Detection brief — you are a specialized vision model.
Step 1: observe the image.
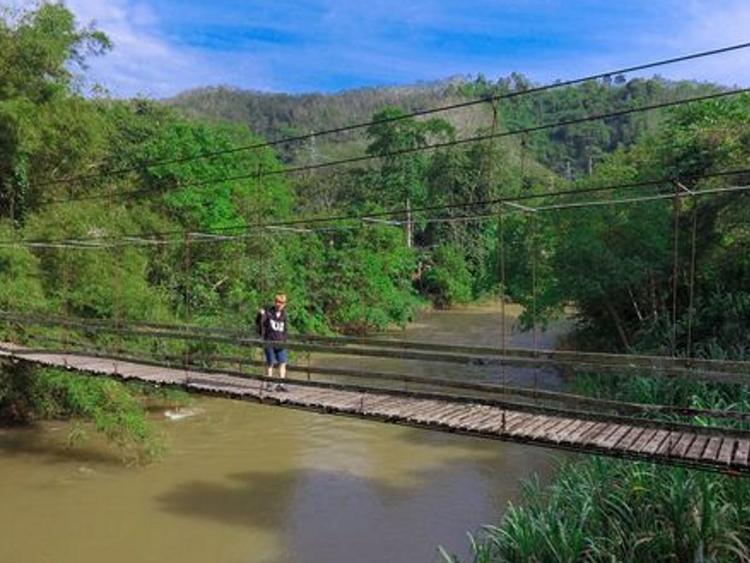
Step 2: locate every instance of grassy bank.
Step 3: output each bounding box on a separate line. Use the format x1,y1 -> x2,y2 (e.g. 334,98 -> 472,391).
442,374 -> 750,562
447,458 -> 750,562
0,361 -> 190,464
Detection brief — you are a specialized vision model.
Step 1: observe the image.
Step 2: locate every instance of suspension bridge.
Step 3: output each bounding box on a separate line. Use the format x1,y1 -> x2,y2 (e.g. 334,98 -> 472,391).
2,313 -> 750,475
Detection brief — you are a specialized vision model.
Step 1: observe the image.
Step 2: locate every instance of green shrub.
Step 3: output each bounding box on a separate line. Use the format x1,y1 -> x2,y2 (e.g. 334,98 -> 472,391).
423,244 -> 473,308
0,362 -> 176,463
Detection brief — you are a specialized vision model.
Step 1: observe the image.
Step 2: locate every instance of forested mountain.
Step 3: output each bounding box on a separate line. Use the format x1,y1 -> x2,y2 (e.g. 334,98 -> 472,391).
168,74 -> 722,176
169,78 -> 469,142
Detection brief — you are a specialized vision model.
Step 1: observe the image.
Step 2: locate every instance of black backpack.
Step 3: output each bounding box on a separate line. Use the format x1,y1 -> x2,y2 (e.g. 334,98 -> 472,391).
255,309 -> 267,338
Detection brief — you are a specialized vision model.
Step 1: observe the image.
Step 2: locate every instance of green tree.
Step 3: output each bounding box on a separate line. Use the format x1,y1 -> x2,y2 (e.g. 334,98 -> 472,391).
365,107 -> 454,244
0,3 -> 111,220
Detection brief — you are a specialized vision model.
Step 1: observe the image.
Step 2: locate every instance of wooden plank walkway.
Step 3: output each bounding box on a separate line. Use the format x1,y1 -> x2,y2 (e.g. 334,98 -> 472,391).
3,345 -> 750,475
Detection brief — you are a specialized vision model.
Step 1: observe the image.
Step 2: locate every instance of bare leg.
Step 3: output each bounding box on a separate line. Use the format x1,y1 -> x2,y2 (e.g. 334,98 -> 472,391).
279,363 -> 286,379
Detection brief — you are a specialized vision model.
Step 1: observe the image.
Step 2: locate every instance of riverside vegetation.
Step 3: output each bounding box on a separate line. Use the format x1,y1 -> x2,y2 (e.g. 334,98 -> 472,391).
2,4 -> 750,558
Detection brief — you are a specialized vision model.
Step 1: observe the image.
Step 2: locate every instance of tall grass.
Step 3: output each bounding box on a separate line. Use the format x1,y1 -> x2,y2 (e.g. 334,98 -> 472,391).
442,373 -> 750,562
443,458 -> 750,562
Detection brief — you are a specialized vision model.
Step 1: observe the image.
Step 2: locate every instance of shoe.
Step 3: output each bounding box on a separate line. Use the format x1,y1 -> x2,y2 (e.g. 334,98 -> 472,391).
275,383 -> 288,392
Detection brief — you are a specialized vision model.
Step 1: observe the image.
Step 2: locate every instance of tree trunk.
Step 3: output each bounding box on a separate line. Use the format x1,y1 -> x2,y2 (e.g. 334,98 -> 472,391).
604,300 -> 631,350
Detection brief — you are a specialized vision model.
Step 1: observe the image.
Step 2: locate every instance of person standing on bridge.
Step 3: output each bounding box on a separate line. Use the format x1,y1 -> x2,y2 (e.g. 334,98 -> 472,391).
257,293 -> 289,391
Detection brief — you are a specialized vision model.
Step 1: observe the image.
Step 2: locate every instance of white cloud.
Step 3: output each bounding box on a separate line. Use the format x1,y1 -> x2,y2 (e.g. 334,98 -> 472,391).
20,0 -> 748,98
640,0 -> 750,86
66,0 -> 272,97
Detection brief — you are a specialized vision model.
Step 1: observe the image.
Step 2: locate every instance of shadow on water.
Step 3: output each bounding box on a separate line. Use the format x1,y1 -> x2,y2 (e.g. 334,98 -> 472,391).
154,469 -> 304,530
152,467 -> 462,562
153,416 -> 557,563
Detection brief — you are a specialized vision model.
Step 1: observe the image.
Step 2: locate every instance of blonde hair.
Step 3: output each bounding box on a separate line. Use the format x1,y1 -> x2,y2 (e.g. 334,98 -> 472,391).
274,293 -> 287,304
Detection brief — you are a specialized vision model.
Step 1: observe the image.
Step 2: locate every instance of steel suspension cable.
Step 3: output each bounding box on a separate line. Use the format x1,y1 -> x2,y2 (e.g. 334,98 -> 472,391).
687,194 -> 699,360
9,165 -> 750,247
33,88 -> 750,210
30,41 -> 750,191
183,232 -> 192,376
110,180 -> 123,359
63,246 -> 70,352
531,212 -> 540,395
671,183 -> 681,356
499,209 -> 507,390
3,182 -> 750,253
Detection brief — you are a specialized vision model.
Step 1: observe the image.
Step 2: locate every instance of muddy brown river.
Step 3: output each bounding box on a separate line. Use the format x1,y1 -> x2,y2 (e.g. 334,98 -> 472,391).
0,304 -> 562,562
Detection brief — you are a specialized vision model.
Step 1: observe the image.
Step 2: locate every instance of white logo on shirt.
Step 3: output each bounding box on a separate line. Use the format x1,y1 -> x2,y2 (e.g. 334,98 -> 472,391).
269,319 -> 285,332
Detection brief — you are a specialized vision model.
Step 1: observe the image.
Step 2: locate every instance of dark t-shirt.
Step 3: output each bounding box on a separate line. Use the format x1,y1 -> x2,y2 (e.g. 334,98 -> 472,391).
256,305 -> 288,342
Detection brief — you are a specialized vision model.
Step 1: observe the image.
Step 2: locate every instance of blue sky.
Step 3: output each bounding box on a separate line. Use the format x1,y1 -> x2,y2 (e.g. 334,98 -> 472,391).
48,0 -> 750,97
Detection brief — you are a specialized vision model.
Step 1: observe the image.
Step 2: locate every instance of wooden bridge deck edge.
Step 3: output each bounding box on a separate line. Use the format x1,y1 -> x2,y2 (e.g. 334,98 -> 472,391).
3,347 -> 750,477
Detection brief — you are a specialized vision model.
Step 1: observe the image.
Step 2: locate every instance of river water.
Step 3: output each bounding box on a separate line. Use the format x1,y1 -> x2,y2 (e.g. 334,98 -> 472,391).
0,304 -> 562,563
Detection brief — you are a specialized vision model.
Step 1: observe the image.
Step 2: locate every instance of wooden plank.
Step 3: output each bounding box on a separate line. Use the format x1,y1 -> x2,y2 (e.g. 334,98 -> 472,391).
323,395 -> 365,413
718,439 -> 736,465
595,425 -> 631,449
311,389 -> 351,405
559,420 -> 597,444
458,407 -> 499,431
109,362 -> 135,375
465,410 -> 507,433
541,417 -> 577,442
312,390 -> 359,410
429,405 -> 470,425
502,414 -> 538,436
410,402 -> 457,422
733,440 -> 750,467
548,418 -> 585,443
371,397 -> 423,417
528,417 -> 567,440
75,359 -> 107,371
671,433 -> 697,458
389,397 -> 428,413
685,435 -> 709,460
617,427 -> 647,451
281,387 -> 323,403
284,388 -> 320,403
583,422 -> 616,447
630,428 -> 658,453
390,401 -> 440,421
509,415 -> 550,438
701,437 -> 723,462
576,422 -> 612,446
519,415 -> 563,439
370,397 -> 421,417
485,411 -> 526,434
656,431 -> 682,456
360,396 -> 397,414
321,397 -> 359,410
442,406 -> 484,428
75,359 -> 116,373
407,401 -> 450,422
447,406 -> 486,430
421,404 -> 469,425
